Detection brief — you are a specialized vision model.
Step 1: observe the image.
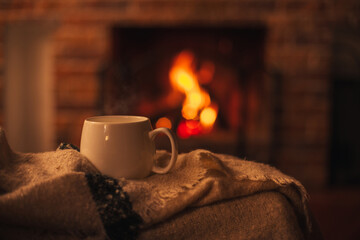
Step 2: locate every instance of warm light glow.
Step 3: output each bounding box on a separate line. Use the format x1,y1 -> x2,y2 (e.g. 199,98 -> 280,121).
185,120 -> 201,135
169,50 -> 218,136
177,121 -> 191,139
155,117 -> 172,129
182,104 -> 198,120
170,68 -> 196,93
200,90 -> 211,108
200,106 -> 218,128
176,120 -> 202,139
187,91 -> 202,108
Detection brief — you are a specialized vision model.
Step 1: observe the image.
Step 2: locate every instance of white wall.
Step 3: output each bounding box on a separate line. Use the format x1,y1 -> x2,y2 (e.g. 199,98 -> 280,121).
4,22 -> 56,152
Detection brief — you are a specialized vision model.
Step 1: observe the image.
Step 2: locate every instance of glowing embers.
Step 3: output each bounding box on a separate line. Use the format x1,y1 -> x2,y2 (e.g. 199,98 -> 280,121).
168,50 -> 218,138
155,117 -> 172,129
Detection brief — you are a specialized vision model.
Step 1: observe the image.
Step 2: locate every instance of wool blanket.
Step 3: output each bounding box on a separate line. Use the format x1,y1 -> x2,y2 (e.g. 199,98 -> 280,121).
0,127 -> 317,239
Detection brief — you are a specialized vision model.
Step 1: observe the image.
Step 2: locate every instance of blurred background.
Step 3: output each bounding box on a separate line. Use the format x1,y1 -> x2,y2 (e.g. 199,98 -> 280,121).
0,0 -> 359,239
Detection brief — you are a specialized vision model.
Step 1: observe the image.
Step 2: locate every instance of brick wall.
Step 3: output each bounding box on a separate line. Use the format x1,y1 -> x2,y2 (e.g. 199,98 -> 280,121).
265,7 -> 334,188
54,23 -> 108,144
0,0 -> 359,188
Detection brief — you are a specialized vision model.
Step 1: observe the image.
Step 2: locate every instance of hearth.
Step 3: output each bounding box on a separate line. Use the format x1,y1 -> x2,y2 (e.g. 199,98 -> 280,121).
100,26 -> 269,158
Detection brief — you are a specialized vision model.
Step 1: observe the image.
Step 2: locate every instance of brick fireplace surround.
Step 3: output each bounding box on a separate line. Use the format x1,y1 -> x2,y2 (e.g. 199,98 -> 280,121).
0,0 -> 358,190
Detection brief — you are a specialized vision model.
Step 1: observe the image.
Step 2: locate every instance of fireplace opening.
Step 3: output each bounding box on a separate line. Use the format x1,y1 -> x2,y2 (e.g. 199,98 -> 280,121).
102,26 -> 267,157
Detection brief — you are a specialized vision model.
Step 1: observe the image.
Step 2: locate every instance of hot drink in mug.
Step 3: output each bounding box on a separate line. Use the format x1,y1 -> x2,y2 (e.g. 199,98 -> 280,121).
80,115 -> 178,179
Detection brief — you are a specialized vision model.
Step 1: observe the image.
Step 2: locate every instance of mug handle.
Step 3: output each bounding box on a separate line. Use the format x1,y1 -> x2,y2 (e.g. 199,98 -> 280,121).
149,127 -> 178,174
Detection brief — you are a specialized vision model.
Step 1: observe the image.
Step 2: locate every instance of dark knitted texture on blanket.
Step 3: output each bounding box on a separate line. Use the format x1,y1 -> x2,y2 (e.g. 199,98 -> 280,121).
85,174 -> 143,240
59,143 -> 143,240
57,142 -> 80,152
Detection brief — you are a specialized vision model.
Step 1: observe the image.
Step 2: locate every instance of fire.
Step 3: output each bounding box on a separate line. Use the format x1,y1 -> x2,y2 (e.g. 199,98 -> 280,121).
155,117 -> 172,129
169,50 -> 218,138
170,69 -> 196,93
200,105 -> 218,130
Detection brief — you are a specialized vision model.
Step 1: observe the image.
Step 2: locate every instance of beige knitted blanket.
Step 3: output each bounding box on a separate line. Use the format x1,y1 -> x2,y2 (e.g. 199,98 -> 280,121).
0,127 -> 314,239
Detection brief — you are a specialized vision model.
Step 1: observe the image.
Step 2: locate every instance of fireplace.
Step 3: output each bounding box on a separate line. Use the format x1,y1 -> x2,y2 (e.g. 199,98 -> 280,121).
1,0 -> 357,188
101,26 -> 269,159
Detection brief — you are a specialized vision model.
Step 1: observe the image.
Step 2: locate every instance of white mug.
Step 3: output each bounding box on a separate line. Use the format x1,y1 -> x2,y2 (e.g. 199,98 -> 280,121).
80,115 -> 178,179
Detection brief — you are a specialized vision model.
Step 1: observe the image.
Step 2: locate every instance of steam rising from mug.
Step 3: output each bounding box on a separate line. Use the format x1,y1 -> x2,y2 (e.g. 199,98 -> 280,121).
80,115 -> 178,179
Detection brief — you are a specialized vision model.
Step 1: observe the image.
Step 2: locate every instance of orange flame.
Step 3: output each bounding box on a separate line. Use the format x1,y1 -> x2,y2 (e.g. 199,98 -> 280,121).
155,117 -> 172,129
200,105 -> 218,132
169,50 -> 217,137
